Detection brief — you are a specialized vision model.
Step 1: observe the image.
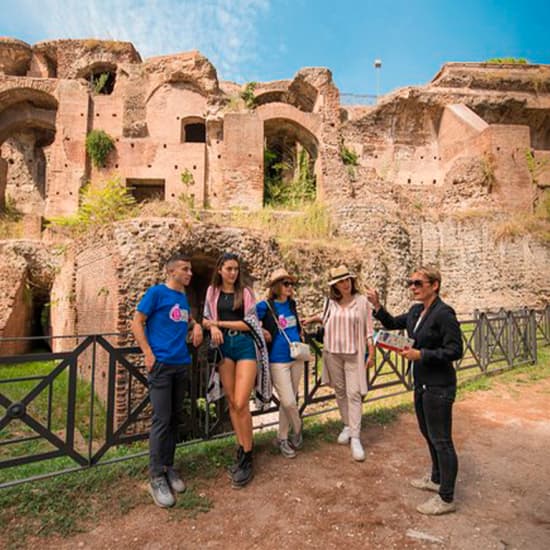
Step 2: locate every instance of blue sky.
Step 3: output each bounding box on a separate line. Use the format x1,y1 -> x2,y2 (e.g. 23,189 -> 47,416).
2,0 -> 548,95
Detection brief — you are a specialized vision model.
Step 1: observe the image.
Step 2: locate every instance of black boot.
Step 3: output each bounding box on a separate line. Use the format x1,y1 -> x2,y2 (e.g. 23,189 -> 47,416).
227,445 -> 244,478
232,450 -> 253,489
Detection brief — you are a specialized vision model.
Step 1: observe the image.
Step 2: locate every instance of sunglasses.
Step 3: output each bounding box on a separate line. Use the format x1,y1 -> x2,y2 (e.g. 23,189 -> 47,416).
406,279 -> 428,288
282,280 -> 294,287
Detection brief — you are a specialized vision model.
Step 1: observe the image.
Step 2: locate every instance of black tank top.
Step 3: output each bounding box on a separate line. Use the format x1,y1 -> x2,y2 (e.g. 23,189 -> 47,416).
217,291 -> 244,321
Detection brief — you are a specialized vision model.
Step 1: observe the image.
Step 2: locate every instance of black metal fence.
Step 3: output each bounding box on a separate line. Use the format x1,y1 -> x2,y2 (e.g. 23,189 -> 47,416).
1,306 -> 548,488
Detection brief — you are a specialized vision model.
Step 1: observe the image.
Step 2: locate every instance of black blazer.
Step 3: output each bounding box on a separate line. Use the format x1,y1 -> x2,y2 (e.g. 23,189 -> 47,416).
374,296 -> 463,386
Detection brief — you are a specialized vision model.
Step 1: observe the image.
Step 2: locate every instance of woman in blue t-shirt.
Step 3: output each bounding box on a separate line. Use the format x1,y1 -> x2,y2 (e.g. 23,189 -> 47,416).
256,268 -> 305,458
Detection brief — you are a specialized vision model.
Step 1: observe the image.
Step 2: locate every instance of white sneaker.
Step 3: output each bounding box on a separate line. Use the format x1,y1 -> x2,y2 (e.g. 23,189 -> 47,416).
350,437 -> 365,461
337,426 -> 351,445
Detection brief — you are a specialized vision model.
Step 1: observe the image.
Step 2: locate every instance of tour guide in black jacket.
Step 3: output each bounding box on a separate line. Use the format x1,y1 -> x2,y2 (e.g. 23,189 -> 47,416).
367,266 -> 463,516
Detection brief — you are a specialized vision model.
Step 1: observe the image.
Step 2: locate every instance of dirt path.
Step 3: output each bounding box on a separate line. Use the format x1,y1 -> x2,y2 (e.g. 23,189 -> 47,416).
34,378 -> 550,549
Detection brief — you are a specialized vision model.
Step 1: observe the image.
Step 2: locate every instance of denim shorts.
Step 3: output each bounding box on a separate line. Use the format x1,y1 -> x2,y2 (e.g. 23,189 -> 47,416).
220,330 -> 256,362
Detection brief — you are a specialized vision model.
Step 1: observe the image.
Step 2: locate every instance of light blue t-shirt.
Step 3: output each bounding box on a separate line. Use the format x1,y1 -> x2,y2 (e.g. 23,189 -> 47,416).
257,299 -> 301,363
137,284 -> 191,365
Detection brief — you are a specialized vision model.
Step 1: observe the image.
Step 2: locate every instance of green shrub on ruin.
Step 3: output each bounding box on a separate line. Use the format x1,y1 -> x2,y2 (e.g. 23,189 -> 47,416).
92,72 -> 110,94
485,57 -> 529,64
85,129 -> 115,168
48,175 -> 136,233
240,82 -> 257,109
264,147 -> 316,207
340,144 -> 359,166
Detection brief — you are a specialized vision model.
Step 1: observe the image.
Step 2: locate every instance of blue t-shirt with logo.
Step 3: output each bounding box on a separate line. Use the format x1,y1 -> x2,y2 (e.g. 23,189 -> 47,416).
137,284 -> 191,365
256,299 -> 301,363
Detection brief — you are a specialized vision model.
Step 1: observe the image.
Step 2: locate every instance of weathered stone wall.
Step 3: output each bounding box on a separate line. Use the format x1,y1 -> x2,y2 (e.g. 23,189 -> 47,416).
0,248 -> 31,355
49,247 -> 77,352
420,218 -> 550,314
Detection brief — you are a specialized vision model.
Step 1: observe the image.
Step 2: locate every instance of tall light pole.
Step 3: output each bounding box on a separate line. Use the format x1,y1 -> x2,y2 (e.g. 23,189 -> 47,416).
374,59 -> 382,103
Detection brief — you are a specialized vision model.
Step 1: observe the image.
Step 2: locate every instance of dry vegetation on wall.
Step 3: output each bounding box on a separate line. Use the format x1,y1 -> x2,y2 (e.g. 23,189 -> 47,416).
228,202 -> 336,243
0,199 -> 24,239
47,176 -> 137,235
43,172 -> 337,246
82,39 -> 132,54
447,205 -> 550,244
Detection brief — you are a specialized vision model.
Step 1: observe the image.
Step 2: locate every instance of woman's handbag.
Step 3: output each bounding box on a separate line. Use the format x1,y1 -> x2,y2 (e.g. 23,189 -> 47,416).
266,301 -> 311,361
288,340 -> 312,361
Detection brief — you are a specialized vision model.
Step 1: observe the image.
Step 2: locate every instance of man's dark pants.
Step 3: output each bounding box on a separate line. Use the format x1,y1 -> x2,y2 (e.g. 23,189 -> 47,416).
148,362 -> 189,477
414,384 -> 458,502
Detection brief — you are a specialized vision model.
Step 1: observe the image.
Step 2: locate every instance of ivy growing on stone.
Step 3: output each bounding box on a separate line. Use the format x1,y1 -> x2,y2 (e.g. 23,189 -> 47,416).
85,130 -> 115,168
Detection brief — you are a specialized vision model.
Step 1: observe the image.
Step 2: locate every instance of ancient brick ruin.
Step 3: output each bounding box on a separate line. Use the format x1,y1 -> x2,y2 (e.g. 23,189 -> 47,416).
1,37 -> 550,361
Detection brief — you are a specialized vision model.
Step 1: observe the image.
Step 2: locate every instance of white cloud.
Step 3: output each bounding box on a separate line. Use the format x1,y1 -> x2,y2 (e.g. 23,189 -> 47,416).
17,0 -> 271,82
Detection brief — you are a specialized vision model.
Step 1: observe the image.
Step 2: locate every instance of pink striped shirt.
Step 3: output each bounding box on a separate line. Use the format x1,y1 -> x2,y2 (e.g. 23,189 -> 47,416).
323,295 -> 374,354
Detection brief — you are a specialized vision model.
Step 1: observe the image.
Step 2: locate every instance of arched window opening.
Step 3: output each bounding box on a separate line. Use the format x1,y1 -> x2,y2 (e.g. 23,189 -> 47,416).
89,70 -> 116,95
263,119 -> 318,207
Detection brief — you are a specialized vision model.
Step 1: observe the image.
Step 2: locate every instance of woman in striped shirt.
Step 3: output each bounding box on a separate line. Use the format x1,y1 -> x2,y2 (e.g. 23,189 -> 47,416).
305,265 -> 374,461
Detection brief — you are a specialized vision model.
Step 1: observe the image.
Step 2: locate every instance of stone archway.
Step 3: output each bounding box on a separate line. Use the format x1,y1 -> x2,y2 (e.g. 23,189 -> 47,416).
0,88 -> 58,212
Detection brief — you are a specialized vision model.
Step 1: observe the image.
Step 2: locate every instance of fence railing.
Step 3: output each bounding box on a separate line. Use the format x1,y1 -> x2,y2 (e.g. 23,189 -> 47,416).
0,305 -> 547,488
340,93 -> 378,106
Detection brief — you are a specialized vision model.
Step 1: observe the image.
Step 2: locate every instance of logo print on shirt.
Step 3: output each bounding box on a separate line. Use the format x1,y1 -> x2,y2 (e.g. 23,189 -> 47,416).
169,304 -> 188,323
278,314 -> 288,328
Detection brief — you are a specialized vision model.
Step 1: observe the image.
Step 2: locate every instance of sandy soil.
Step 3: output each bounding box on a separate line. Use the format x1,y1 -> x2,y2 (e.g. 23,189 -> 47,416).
26,378 -> 550,549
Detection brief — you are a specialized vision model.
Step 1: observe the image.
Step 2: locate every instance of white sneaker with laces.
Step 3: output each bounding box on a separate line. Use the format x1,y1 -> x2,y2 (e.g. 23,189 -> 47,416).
337,426 -> 351,445
350,437 -> 365,461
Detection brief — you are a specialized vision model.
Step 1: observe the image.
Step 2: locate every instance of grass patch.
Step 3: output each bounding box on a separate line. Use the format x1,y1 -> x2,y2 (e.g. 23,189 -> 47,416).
0,459 -> 148,547
0,359 -> 107,466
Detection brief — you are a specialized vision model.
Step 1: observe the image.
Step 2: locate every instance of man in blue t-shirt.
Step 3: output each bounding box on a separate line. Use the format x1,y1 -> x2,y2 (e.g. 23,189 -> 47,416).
131,254 -> 203,508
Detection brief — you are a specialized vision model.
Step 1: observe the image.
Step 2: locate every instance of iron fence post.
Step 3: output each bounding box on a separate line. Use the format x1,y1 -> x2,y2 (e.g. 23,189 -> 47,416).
506,311 -> 514,367
529,309 -> 537,364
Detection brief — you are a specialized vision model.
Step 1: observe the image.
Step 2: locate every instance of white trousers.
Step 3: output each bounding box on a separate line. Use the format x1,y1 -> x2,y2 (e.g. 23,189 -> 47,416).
324,351 -> 363,438
270,360 -> 303,440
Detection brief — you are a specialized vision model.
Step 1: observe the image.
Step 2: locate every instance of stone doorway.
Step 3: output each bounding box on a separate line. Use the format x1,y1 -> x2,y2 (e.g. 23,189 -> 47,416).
263,118 -> 318,206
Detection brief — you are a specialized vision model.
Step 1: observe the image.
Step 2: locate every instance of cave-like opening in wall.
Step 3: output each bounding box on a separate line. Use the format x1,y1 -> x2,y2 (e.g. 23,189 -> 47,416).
187,253 -> 216,322
126,178 -> 165,202
263,118 -> 318,207
29,287 -> 52,352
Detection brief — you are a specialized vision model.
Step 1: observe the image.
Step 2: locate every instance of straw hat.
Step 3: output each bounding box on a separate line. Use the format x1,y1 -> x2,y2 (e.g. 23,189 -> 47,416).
267,268 -> 297,287
327,264 -> 356,286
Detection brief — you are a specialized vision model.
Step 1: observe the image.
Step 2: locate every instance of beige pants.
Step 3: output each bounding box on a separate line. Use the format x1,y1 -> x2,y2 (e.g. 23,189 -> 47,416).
324,351 -> 362,438
270,361 -> 303,440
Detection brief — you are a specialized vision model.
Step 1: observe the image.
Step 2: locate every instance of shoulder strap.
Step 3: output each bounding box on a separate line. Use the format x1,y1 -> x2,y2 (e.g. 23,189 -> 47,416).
266,300 -> 292,346
322,297 -> 331,323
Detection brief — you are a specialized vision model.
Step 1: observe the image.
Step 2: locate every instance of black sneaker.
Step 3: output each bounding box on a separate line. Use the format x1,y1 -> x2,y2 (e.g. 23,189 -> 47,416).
232,451 -> 253,489
226,445 -> 244,479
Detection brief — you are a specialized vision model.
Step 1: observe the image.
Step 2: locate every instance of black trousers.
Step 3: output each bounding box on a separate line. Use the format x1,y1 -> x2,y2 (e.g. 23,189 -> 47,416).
148,362 -> 189,477
414,384 -> 458,502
